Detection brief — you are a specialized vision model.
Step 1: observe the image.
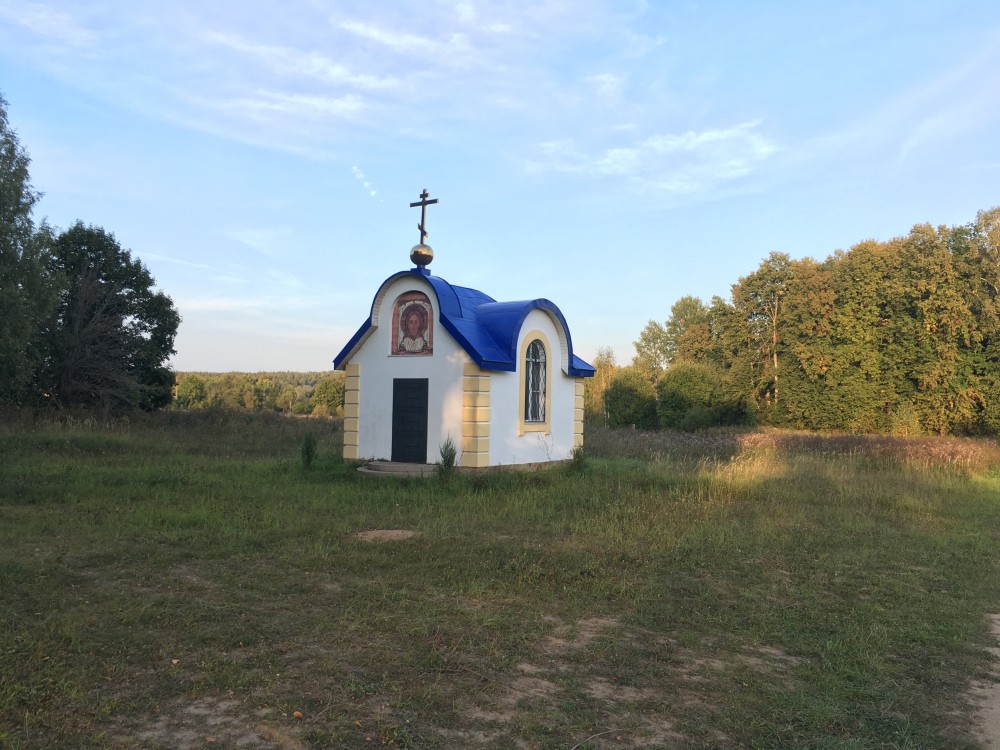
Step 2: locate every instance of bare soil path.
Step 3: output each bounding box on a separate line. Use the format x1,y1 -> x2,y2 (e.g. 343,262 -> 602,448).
973,615 -> 1000,749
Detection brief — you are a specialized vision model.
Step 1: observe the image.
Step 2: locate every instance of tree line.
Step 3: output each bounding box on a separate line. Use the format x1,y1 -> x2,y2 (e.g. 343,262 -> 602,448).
588,207 -> 1000,436
173,371 -> 345,416
1,94 -> 179,412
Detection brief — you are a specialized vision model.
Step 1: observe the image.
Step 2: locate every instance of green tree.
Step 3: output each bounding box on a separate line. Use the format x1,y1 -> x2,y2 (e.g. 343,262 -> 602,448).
0,94 -> 54,404
631,319 -> 669,380
40,223 -> 180,410
891,225 -> 978,434
311,374 -> 345,415
950,208 -> 1000,433
276,384 -> 298,414
583,346 -> 617,425
771,257 -> 838,428
666,296 -> 716,364
728,252 -> 791,416
656,360 -> 722,430
174,374 -> 208,409
604,366 -> 658,430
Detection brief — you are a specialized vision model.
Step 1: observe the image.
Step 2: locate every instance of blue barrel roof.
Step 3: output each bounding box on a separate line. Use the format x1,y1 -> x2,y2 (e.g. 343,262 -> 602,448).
333,269 -> 595,377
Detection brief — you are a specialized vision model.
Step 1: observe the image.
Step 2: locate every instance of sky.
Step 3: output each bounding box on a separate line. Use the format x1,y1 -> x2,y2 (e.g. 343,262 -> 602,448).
1,0 -> 999,372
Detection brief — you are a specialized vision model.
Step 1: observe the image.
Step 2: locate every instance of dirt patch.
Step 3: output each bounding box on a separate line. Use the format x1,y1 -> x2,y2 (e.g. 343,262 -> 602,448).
542,616 -> 619,656
128,697 -> 305,749
972,614 -> 1000,750
354,529 -> 421,542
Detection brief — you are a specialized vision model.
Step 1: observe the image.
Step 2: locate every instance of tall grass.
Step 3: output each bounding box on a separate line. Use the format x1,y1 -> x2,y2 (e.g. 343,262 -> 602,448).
1,414 -> 998,749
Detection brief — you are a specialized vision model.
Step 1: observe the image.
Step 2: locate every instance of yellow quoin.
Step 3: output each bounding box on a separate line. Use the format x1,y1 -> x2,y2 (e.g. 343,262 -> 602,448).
574,378 -> 584,448
461,362 -> 491,467
342,363 -> 361,460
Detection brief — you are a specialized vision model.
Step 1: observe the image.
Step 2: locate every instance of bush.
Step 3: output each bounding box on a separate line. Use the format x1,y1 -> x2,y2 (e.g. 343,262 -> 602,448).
300,432 -> 317,469
437,436 -> 457,480
604,367 -> 658,430
566,445 -> 587,474
656,361 -> 721,430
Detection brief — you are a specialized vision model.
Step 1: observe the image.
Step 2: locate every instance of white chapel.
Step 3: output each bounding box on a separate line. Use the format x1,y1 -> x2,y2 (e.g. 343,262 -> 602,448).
333,191 -> 595,468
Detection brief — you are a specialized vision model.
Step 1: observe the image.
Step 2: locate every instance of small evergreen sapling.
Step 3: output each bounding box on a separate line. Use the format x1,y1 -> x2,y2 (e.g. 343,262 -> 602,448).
301,432 -> 317,469
438,436 -> 457,480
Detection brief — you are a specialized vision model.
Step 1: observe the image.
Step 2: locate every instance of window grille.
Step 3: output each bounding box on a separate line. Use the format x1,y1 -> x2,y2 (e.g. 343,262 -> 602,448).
524,339 -> 546,422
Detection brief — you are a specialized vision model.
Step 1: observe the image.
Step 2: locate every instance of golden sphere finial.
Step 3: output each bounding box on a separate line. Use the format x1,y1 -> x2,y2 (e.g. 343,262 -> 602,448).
410,243 -> 434,267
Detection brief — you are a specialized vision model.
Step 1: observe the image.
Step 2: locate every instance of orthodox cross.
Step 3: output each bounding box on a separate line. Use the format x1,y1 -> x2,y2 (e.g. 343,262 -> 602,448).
409,189 -> 439,245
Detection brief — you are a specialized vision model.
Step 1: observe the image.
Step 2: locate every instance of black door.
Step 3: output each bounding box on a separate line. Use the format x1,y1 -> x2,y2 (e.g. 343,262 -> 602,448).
391,378 -> 428,463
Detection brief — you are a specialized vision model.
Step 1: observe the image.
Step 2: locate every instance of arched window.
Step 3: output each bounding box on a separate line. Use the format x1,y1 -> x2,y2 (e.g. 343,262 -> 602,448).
524,339 -> 546,423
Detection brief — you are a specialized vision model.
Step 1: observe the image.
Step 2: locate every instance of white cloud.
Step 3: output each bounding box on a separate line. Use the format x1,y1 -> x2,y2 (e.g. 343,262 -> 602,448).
586,73 -> 623,98
0,2 -> 96,46
222,228 -> 293,256
202,32 -> 399,90
217,91 -> 366,121
337,19 -> 437,55
797,34 -> 1000,174
335,17 -> 476,63
352,165 -> 379,198
142,252 -> 213,270
455,2 -> 475,24
528,121 -> 779,194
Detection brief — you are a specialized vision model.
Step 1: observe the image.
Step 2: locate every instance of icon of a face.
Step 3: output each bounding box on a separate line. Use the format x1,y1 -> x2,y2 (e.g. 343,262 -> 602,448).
404,309 -> 423,339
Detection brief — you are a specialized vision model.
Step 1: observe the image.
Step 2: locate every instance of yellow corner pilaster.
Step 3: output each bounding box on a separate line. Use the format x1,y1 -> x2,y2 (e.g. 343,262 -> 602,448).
460,451 -> 491,468
342,362 -> 360,462
462,392 -> 491,408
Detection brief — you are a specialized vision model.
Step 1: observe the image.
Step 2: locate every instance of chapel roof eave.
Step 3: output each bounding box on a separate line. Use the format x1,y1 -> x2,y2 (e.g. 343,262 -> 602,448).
333,269 -> 595,377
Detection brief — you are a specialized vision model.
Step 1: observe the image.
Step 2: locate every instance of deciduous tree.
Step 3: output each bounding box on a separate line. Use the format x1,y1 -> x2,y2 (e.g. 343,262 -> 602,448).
40,223 -> 179,410
0,94 -> 54,404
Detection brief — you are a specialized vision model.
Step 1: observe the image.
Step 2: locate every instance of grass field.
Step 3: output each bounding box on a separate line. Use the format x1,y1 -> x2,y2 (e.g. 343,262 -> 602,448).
1,412 -> 999,749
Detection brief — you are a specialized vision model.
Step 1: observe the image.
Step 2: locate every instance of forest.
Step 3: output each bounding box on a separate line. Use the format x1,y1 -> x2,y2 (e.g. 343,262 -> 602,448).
5,88 -> 1000,436
171,371 -> 344,416
588,207 -> 1000,436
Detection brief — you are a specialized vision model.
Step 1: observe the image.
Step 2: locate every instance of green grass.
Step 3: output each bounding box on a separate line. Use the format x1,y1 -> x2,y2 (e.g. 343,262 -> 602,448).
1,413 -> 999,748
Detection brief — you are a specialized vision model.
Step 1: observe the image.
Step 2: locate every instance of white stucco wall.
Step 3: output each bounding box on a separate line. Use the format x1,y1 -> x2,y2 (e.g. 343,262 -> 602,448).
351,276 -> 469,462
488,308 -> 577,465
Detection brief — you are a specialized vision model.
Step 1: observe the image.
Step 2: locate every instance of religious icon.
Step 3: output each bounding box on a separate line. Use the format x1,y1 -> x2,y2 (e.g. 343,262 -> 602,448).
391,291 -> 433,355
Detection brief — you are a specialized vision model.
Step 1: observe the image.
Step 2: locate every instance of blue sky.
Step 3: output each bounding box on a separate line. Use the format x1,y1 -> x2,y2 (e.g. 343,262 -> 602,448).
2,1 -> 999,372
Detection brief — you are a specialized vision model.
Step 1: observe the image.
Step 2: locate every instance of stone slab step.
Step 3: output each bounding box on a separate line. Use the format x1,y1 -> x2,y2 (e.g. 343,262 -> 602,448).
358,461 -> 437,478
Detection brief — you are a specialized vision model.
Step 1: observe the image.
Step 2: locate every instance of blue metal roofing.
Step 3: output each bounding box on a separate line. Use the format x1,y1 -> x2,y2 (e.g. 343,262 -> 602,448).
333,268 -> 595,377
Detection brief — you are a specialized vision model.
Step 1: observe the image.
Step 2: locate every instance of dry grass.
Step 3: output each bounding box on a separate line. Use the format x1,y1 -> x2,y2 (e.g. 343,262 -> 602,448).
2,413 -> 999,749
586,425 -> 1000,472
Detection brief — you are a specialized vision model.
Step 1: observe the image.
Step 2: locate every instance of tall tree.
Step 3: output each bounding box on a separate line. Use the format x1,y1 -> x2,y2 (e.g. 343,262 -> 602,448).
583,346 -> 617,425
0,94 -> 54,403
40,223 -> 179,410
311,374 -> 346,415
665,296 -> 715,364
632,296 -> 721,379
631,320 -> 669,380
774,257 -> 837,428
728,252 -> 791,414
952,207 -> 1000,433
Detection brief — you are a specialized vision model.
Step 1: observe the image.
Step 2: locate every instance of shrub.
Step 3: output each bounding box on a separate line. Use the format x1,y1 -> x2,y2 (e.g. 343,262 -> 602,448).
437,436 -> 457,480
604,367 -> 658,430
300,432 -> 317,469
656,361 -> 721,430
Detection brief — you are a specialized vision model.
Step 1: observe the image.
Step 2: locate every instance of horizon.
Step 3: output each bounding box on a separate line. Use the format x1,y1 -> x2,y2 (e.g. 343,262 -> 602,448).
2,1 -> 998,372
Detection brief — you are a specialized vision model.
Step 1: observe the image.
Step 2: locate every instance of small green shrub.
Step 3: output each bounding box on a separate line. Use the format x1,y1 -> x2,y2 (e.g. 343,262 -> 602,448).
604,366 -> 658,430
301,431 -> 317,469
438,435 -> 457,480
678,403 -> 714,432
